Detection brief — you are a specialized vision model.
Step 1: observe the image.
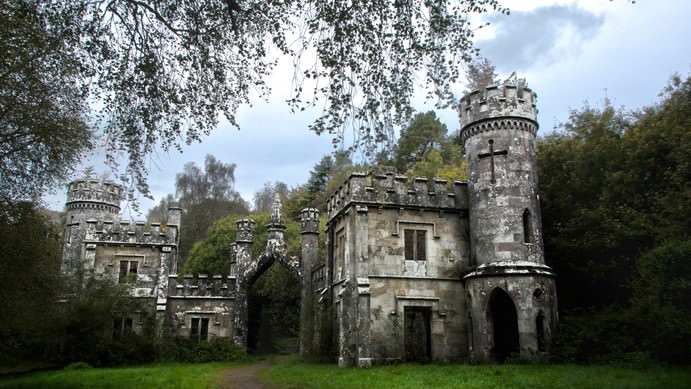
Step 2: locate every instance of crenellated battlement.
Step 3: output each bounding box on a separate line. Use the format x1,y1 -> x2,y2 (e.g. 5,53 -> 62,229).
66,179 -> 124,213
81,218 -> 179,246
235,219 -> 256,243
459,80 -> 538,143
326,172 -> 468,221
301,208 -> 320,234
167,274 -> 236,298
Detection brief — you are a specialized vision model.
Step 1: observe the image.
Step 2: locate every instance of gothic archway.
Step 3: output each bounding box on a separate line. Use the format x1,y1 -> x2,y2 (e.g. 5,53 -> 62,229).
246,259 -> 301,353
231,195 -> 305,353
487,288 -> 519,362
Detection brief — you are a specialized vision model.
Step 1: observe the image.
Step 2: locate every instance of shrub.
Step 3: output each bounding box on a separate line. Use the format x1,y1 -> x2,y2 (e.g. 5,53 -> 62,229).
157,337 -> 246,363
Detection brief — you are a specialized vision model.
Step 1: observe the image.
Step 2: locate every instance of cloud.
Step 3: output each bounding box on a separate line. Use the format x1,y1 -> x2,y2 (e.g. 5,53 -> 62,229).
477,4 -> 604,72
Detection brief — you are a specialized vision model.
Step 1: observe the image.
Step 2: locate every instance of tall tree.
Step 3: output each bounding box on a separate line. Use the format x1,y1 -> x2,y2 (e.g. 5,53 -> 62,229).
3,0 -> 507,200
174,155 -> 249,266
305,156 -> 335,197
539,74 -> 691,364
0,202 -> 63,360
253,182 -> 289,213
465,56 -> 498,90
146,194 -> 177,223
538,102 -> 634,309
392,111 -> 448,174
0,0 -> 92,210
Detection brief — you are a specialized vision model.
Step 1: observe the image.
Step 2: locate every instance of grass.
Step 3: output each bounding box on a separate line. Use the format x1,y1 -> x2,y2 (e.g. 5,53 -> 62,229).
1,356 -> 689,389
0,361 -> 246,389
262,357 -> 691,389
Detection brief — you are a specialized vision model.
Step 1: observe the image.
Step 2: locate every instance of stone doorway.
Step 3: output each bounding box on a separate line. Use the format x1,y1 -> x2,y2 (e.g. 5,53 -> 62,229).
487,288 -> 519,362
404,307 -> 431,362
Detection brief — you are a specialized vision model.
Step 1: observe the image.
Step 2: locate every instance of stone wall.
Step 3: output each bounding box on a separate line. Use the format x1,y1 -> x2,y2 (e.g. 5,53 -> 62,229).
323,173 -> 473,366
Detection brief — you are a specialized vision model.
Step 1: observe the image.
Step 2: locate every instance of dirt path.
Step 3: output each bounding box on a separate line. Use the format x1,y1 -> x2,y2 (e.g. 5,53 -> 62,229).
218,360 -> 270,389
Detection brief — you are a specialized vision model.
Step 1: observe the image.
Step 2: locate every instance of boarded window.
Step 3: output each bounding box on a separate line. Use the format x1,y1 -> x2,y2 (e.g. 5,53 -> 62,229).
118,260 -> 138,283
190,317 -> 210,342
404,229 -> 427,261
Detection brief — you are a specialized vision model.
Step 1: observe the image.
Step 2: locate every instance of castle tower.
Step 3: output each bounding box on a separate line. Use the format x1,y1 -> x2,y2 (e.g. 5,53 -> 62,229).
64,179 -> 123,226
460,80 -> 557,362
62,179 -> 124,276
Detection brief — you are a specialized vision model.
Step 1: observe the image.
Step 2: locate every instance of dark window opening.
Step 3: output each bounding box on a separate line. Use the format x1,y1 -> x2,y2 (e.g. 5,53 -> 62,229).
190,317 -> 210,342
404,229 -> 427,261
112,317 -> 133,339
533,288 -> 544,300
119,260 -> 138,283
522,209 -> 532,243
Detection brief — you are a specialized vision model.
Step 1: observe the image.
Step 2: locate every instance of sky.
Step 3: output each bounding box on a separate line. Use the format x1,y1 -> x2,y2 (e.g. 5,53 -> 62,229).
45,0 -> 691,217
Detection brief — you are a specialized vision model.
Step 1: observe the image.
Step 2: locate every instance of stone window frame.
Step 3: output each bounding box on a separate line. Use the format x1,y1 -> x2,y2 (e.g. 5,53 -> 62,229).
334,227 -> 346,281
117,256 -> 142,283
404,229 -> 427,261
392,221 -> 440,262
112,317 -> 133,339
189,316 -> 210,342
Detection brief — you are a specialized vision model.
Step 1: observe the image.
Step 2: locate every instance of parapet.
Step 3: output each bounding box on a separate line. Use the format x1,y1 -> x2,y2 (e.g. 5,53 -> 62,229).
326,172 -> 468,221
301,208 -> 320,234
66,179 -> 124,213
168,274 -> 236,298
459,80 -> 538,143
83,219 -> 178,246
235,219 -> 256,243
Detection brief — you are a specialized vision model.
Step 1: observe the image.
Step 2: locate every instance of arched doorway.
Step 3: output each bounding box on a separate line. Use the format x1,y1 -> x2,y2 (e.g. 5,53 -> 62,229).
487,288 -> 519,362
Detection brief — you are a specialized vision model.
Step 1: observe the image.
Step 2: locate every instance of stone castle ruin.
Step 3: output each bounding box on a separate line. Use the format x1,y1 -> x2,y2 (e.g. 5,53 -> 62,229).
60,81 -> 558,366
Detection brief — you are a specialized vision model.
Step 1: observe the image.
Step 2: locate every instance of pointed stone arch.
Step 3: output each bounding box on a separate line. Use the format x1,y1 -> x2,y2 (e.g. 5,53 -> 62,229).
486,287 -> 519,362
230,195 -> 320,356
238,245 -> 302,290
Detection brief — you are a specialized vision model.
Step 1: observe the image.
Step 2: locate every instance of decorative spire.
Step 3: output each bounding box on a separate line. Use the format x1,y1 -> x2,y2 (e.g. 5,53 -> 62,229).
268,193 -> 284,228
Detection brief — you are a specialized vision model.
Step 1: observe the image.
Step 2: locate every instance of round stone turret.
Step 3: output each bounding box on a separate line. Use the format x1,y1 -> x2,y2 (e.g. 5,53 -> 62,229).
459,81 -> 538,143
65,179 -> 123,224
461,80 -> 558,362
460,80 -> 543,266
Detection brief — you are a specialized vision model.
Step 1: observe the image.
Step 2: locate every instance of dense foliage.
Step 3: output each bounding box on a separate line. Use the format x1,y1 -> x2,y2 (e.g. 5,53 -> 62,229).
376,111 -> 466,181
0,203 -> 63,362
148,154 -> 249,266
1,0 -> 506,203
0,203 -> 245,367
0,1 -> 91,209
540,74 -> 691,364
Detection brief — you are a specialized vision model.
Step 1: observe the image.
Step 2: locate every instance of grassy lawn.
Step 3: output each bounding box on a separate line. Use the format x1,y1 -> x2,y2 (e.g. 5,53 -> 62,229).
262,357 -> 691,389
2,357 -> 689,389
0,361 -> 243,389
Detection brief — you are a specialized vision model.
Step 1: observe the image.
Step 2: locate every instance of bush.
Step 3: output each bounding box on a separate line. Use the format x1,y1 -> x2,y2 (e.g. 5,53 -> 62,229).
550,306 -> 638,364
157,337 -> 246,363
